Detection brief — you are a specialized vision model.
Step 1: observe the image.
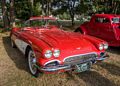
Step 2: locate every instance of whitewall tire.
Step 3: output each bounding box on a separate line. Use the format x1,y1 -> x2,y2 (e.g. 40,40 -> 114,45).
28,49 -> 39,77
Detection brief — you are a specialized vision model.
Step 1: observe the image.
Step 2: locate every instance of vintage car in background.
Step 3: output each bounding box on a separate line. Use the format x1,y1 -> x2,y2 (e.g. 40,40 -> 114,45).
10,16 -> 108,77
75,14 -> 120,47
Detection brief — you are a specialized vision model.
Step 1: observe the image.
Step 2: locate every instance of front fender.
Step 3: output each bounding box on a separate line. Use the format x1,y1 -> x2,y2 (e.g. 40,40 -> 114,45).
82,35 -> 108,50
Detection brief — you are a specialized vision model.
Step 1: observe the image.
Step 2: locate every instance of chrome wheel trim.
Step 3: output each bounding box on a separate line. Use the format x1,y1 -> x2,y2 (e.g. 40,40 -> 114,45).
28,50 -> 37,75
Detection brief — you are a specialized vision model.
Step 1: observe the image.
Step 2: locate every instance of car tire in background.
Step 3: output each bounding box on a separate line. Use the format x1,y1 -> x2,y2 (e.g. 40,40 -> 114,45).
74,28 -> 83,34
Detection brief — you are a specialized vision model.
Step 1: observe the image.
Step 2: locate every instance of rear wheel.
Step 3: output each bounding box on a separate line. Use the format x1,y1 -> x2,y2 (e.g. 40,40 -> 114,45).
28,49 -> 40,77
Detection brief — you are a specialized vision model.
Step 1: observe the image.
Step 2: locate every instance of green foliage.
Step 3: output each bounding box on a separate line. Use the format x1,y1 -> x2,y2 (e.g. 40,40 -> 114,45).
15,0 -> 32,20
32,3 -> 42,16
6,0 -> 120,21
0,19 -> 3,28
14,0 -> 42,20
76,4 -> 88,14
59,12 -> 71,20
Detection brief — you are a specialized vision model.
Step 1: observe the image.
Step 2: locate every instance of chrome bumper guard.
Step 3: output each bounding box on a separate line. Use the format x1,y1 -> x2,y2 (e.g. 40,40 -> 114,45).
97,54 -> 109,61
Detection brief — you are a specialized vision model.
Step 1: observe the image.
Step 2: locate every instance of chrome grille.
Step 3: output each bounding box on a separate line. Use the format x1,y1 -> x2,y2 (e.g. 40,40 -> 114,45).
64,53 -> 97,65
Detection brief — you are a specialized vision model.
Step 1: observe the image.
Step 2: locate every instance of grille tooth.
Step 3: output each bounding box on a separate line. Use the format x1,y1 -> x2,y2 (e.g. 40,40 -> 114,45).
64,53 -> 97,65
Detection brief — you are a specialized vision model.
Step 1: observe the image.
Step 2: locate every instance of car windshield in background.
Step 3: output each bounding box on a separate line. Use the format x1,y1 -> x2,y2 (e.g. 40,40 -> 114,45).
30,19 -> 59,27
112,17 -> 120,23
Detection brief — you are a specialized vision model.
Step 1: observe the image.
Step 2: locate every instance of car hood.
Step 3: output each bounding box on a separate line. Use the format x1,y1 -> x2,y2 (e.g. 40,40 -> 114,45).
33,29 -> 95,51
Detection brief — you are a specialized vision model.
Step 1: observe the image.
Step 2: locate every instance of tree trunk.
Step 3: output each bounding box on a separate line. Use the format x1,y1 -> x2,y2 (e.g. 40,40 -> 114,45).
68,0 -> 75,26
1,0 -> 10,28
41,0 -> 45,15
30,0 -> 34,16
10,0 -> 15,27
71,13 -> 75,26
48,2 -> 51,15
46,2 -> 49,16
114,2 -> 119,14
30,0 -> 34,7
41,0 -> 47,16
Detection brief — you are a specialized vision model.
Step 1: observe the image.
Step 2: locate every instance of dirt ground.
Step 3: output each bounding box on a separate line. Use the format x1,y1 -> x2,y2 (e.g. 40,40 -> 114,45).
0,32 -> 120,86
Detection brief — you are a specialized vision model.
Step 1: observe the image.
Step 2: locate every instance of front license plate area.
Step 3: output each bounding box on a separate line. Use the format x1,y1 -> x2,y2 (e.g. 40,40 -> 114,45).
75,63 -> 91,72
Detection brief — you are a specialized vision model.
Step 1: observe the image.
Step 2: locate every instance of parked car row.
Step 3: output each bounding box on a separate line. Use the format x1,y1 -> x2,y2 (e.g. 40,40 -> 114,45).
10,14 -> 119,77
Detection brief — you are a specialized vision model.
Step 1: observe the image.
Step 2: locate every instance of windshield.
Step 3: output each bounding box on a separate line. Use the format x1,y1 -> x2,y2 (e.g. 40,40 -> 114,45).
112,17 -> 120,23
28,19 -> 59,27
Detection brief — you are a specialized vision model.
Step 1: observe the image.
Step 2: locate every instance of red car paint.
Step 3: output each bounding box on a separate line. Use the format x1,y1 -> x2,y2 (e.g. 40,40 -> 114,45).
10,16 -> 108,74
76,14 -> 120,47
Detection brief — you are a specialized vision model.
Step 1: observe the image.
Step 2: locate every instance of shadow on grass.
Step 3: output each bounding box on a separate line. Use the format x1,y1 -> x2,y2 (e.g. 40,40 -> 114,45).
78,71 -> 117,86
97,62 -> 120,76
2,36 -> 29,73
66,71 -> 117,86
107,47 -> 120,55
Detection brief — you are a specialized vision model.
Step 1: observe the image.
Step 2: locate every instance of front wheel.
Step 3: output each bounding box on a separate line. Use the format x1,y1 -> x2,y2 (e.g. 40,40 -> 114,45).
28,49 -> 40,77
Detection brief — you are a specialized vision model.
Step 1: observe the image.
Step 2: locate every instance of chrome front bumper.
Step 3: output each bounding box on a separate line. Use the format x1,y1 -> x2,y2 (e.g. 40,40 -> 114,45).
40,65 -> 71,72
36,62 -> 91,72
36,53 -> 109,72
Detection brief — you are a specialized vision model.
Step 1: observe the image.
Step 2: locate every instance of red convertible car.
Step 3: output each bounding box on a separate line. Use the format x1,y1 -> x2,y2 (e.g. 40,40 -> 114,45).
10,16 -> 108,77
75,14 -> 120,47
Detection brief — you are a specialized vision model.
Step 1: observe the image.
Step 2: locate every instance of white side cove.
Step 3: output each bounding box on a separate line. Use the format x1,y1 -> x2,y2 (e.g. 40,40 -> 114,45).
15,39 -> 29,54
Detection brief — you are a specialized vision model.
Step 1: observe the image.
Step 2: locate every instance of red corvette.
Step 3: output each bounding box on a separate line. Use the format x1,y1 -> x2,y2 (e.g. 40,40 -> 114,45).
10,16 -> 108,77
75,14 -> 120,47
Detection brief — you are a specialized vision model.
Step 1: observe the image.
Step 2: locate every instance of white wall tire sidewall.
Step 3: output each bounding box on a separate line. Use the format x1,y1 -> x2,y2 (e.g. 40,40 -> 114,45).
28,50 -> 37,75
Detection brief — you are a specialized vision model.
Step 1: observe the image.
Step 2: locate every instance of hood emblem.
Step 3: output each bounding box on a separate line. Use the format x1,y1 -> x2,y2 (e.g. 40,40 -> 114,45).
76,47 -> 81,50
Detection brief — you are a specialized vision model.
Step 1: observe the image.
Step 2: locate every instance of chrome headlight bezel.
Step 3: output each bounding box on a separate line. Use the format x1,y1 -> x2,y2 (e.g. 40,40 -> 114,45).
53,49 -> 60,57
103,43 -> 108,49
44,50 -> 52,58
99,43 -> 104,50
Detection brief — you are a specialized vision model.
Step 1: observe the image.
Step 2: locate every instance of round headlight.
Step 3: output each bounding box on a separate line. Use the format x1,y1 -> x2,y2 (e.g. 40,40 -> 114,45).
53,49 -> 60,57
44,50 -> 52,58
104,43 -> 108,49
99,44 -> 104,50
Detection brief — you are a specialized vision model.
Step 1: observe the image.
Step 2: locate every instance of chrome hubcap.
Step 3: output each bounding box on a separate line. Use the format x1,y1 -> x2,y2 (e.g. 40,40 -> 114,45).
28,50 -> 37,74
